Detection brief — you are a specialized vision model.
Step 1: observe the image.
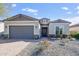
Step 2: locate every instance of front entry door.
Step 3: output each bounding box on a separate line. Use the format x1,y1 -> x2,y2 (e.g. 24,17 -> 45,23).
41,27 -> 48,37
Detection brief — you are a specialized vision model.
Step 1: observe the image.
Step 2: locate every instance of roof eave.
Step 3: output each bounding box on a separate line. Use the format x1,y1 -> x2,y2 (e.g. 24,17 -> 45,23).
50,22 -> 71,24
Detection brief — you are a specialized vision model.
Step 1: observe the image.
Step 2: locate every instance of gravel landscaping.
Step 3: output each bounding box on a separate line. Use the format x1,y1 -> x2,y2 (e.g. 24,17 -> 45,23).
17,39 -> 79,56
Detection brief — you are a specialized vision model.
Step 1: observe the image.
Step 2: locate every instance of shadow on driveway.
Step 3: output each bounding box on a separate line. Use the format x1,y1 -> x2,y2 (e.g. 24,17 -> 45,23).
0,37 -> 58,44
0,39 -> 41,44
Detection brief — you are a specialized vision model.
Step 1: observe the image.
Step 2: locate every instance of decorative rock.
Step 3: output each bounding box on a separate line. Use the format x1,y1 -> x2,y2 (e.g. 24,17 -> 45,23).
70,38 -> 76,41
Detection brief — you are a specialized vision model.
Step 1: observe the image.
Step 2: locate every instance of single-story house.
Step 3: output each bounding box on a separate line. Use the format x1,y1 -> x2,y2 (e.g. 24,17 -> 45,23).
3,14 -> 71,39
70,24 -> 79,33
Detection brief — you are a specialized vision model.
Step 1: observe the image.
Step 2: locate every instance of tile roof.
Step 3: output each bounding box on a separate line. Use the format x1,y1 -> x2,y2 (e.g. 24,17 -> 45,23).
70,24 -> 79,27
51,19 -> 71,23
3,14 -> 39,21
2,14 -> 71,24
40,18 -> 50,20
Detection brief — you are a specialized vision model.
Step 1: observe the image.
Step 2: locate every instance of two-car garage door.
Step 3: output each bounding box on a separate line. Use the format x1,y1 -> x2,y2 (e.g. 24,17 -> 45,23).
9,26 -> 34,39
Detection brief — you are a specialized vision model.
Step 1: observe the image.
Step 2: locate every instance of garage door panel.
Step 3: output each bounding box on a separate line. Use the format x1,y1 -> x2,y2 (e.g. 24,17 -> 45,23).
9,26 -> 34,39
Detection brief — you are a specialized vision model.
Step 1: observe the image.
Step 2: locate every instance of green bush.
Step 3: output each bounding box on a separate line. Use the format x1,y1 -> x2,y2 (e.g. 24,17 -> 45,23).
74,33 -> 79,39
33,35 -> 39,39
70,32 -> 79,39
1,34 -> 8,39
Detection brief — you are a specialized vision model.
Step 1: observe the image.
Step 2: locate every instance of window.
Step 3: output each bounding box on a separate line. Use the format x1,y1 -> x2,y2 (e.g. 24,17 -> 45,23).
60,28 -> 63,35
56,26 -> 63,37
56,26 -> 60,35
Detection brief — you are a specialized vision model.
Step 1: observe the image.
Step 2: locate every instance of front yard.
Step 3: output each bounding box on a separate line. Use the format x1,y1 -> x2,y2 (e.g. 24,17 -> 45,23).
17,39 -> 79,56
0,38 -> 79,56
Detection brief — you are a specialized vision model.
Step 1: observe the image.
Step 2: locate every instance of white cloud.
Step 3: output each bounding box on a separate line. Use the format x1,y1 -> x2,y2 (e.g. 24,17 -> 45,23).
67,11 -> 72,14
64,16 -> 79,25
22,9 -> 25,11
77,11 -> 79,14
76,6 -> 79,10
12,4 -> 16,7
22,8 -> 38,15
33,13 -> 38,15
22,8 -> 38,13
61,7 -> 69,10
26,8 -> 38,13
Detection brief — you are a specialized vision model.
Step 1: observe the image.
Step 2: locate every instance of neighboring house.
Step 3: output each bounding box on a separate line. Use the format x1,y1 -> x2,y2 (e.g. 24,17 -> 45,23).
70,24 -> 79,33
0,21 -> 4,37
0,21 -> 4,32
3,14 -> 71,39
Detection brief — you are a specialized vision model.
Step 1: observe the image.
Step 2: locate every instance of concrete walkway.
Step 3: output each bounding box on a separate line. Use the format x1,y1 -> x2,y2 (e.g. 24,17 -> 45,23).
0,39 -> 30,56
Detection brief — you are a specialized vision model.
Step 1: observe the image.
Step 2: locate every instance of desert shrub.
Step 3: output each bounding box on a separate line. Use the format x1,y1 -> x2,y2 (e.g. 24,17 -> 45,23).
38,40 -> 50,53
62,35 -> 67,38
70,32 -> 76,38
39,40 -> 50,49
59,39 -> 70,46
56,34 -> 60,38
37,40 -> 50,51
32,40 -> 50,56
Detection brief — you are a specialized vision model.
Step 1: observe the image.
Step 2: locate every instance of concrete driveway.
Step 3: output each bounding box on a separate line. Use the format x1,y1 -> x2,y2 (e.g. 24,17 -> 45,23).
0,39 -> 31,56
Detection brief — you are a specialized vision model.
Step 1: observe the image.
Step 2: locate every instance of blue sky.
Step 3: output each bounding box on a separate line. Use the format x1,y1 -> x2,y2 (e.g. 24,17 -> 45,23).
1,3 -> 79,24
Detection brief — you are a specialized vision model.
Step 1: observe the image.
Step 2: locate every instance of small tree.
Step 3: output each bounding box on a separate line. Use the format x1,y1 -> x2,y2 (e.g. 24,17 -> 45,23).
0,4 -> 6,16
0,4 -> 11,17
